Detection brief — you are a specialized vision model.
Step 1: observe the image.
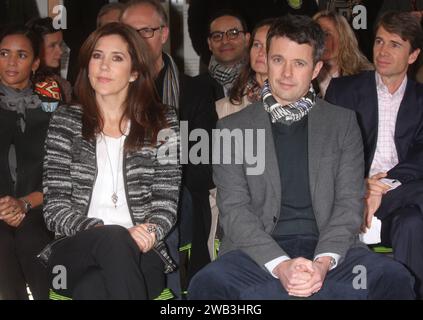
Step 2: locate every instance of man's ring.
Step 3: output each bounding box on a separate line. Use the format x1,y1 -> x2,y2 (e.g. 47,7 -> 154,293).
147,225 -> 156,234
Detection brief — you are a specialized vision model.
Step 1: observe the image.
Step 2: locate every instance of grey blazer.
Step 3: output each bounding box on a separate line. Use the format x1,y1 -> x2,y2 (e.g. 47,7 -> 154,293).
213,99 -> 367,268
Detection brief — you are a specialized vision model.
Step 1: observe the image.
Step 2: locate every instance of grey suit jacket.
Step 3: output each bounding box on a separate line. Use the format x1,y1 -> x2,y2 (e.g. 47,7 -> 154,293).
213,98 -> 366,268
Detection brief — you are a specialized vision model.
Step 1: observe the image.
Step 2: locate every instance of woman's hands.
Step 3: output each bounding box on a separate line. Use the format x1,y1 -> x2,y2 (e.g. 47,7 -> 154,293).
128,223 -> 157,253
0,196 -> 26,227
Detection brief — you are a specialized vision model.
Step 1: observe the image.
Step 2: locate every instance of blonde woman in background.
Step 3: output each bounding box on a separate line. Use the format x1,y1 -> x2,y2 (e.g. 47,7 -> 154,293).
313,11 -> 373,97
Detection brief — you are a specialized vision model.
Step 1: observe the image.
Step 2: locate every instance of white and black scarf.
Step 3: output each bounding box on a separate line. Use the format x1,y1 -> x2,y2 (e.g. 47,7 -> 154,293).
0,83 -> 41,132
162,53 -> 180,111
262,79 -> 316,125
209,56 -> 245,95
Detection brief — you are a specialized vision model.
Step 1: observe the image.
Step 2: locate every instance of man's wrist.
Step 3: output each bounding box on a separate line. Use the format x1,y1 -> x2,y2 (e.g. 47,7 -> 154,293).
19,198 -> 32,213
314,256 -> 335,271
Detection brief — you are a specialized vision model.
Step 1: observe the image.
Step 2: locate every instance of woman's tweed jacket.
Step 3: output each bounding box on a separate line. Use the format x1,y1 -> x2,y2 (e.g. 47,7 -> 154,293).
42,104 -> 181,273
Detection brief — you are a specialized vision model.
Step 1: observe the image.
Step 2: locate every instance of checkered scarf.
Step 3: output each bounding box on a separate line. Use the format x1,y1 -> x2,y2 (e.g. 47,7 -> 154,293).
209,56 -> 245,94
262,79 -> 316,125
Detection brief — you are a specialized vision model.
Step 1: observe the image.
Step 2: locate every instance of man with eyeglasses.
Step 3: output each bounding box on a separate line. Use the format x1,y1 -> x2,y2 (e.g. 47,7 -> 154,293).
197,11 -> 250,100
181,10 -> 251,285
121,0 -> 174,99
121,0 -> 218,299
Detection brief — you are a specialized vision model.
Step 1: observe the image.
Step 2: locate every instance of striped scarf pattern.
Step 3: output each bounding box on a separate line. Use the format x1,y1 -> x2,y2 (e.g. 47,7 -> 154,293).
162,53 -> 180,111
262,79 -> 316,125
208,56 -> 245,93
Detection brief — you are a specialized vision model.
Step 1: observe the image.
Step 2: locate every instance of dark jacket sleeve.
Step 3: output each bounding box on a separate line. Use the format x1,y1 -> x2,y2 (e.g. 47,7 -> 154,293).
387,116 -> 423,183
180,75 -> 218,192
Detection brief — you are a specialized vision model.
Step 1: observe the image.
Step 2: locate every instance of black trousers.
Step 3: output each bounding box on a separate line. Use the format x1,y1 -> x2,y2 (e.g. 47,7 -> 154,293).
188,236 -> 416,300
47,225 -> 165,300
383,206 -> 423,299
378,181 -> 423,299
0,209 -> 53,300
187,190 -> 212,283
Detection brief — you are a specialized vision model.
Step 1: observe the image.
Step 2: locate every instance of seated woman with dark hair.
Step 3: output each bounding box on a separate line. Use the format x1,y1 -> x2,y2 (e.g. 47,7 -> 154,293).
42,22 -> 181,300
0,25 -> 55,300
26,17 -> 72,103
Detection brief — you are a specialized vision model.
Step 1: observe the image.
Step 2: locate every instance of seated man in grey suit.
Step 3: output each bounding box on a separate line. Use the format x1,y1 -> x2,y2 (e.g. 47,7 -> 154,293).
188,14 -> 416,300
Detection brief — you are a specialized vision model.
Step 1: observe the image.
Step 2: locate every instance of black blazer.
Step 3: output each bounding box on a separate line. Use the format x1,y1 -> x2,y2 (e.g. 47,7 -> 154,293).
0,95 -> 55,198
193,72 -> 225,103
326,71 -> 423,219
180,74 -> 218,193
326,71 -> 423,183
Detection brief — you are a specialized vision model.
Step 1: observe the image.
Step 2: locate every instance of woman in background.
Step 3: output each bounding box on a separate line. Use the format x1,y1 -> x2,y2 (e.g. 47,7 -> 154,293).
27,17 -> 72,103
313,11 -> 373,97
0,25 -> 54,300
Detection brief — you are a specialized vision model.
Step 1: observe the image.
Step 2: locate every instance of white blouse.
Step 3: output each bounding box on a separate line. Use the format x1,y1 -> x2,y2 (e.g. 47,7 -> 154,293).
87,134 -> 133,229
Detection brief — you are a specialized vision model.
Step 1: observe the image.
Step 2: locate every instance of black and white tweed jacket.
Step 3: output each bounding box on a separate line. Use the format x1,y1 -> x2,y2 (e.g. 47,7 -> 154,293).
42,104 -> 181,273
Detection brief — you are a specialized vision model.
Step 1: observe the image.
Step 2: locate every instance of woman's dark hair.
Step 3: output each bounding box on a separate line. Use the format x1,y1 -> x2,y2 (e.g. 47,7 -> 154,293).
74,22 -> 167,150
0,24 -> 41,59
26,17 -> 57,38
376,11 -> 423,53
229,18 -> 275,105
26,17 -> 62,83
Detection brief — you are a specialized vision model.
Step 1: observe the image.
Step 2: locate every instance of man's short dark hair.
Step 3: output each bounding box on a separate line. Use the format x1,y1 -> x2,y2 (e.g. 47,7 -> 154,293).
124,0 -> 168,26
207,9 -> 248,34
376,11 -> 423,53
266,14 -> 325,65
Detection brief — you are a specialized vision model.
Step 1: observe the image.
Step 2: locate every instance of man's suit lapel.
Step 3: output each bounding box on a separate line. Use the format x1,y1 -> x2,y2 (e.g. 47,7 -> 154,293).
251,105 -> 281,203
359,72 -> 379,175
308,102 -> 327,203
395,80 -> 417,157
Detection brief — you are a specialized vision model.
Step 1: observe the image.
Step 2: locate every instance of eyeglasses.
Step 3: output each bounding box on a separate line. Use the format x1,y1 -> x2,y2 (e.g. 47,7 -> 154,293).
209,28 -> 246,42
136,26 -> 164,39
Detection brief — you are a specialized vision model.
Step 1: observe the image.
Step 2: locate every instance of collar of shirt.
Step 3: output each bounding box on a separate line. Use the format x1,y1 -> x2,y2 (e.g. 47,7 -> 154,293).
375,72 -> 408,100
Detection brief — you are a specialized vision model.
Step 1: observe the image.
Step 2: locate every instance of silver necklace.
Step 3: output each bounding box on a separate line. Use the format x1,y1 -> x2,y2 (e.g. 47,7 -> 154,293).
102,133 -> 124,208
